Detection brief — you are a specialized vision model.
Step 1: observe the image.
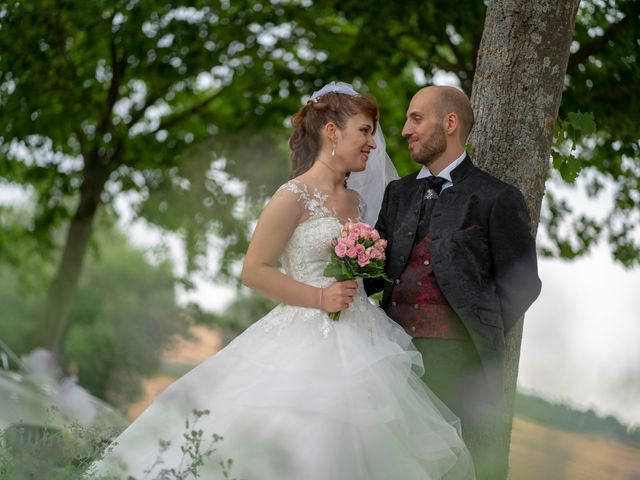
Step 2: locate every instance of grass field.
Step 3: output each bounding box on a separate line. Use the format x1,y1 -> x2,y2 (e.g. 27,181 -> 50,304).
509,417 -> 640,479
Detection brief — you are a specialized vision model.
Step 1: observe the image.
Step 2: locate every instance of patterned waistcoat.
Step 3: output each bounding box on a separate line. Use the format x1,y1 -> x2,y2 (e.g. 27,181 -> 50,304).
386,234 -> 467,339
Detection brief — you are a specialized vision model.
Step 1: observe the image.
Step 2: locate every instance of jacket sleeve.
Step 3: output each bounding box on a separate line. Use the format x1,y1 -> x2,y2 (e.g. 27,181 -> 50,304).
489,186 -> 542,332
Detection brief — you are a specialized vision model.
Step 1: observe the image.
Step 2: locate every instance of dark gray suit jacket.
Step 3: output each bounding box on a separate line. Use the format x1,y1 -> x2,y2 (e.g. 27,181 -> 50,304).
368,156 -> 541,380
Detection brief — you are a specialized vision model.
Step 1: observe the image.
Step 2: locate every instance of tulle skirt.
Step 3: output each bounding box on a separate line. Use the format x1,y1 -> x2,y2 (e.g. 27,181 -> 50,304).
90,297 -> 475,479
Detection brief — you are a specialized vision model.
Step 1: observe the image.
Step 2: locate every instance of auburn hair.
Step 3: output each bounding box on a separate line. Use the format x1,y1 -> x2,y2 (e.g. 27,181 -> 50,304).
288,92 -> 379,178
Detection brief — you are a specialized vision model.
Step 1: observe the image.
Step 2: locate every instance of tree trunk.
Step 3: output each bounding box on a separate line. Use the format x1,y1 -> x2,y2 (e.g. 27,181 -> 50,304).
469,0 -> 580,476
36,160 -> 111,351
34,28 -> 127,352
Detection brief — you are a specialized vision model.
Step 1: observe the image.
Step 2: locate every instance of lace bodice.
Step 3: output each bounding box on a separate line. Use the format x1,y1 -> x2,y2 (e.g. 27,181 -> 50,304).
277,180 -> 362,287
250,180 -> 371,339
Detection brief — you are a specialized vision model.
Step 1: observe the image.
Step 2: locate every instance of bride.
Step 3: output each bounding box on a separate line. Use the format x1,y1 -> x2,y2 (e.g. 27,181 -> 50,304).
89,82 -> 475,479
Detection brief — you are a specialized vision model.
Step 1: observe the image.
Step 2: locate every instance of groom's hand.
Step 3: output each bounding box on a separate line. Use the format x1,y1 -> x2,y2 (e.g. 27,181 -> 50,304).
322,280 -> 358,313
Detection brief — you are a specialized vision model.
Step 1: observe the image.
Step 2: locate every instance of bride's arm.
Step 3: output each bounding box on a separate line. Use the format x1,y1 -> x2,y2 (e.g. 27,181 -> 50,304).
241,189 -> 356,312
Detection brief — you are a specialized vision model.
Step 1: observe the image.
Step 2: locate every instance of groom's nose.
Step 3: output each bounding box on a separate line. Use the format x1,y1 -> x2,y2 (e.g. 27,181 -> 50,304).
401,120 -> 412,138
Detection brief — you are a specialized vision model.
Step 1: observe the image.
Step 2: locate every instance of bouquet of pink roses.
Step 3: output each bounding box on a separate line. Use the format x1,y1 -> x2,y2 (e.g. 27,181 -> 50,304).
323,221 -> 390,320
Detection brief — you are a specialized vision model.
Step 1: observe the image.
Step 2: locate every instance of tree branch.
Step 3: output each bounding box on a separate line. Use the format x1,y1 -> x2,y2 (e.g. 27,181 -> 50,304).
126,91 -> 163,130
584,83 -> 638,101
95,14 -> 127,142
146,90 -> 223,137
87,13 -> 128,170
444,33 -> 472,79
567,14 -> 632,71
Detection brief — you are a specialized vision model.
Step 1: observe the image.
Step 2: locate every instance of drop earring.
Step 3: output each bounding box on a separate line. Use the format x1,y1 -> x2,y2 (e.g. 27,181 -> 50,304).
331,142 -> 336,157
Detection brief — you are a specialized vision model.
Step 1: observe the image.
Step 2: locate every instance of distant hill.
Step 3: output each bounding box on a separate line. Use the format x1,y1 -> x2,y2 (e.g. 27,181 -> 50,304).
514,391 -> 640,448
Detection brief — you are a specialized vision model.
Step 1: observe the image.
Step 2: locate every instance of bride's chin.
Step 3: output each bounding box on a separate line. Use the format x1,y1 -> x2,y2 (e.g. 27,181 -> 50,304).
351,159 -> 367,172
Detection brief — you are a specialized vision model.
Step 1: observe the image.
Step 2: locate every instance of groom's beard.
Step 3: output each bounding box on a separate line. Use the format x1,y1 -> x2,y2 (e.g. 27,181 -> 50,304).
411,125 -> 447,167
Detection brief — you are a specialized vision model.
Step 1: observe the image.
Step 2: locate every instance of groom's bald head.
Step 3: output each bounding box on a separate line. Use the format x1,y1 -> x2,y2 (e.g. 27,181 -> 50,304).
415,86 -> 474,142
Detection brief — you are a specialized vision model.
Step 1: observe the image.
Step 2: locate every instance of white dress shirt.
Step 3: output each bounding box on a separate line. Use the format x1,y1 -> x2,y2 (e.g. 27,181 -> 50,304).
415,151 -> 467,192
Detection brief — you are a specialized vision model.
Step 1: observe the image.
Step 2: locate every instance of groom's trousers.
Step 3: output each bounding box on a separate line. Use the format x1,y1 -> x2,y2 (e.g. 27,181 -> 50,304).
413,337 -> 508,480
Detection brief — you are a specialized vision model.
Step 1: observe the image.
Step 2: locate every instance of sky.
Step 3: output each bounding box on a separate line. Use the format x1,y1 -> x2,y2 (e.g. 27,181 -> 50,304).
520,244 -> 640,426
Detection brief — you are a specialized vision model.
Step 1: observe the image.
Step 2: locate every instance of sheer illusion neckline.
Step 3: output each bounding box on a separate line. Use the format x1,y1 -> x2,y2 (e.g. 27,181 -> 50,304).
288,178 -> 362,226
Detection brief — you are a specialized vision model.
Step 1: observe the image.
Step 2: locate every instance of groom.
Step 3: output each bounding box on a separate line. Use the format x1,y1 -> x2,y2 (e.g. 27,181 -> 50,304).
369,86 -> 541,479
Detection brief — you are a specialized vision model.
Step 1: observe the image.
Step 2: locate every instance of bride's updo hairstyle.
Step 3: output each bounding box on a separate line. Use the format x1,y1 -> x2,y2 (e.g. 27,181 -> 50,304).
288,90 -> 378,178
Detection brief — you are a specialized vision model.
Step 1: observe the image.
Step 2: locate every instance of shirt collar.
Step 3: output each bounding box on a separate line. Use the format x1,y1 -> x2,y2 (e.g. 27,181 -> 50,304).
416,151 -> 467,183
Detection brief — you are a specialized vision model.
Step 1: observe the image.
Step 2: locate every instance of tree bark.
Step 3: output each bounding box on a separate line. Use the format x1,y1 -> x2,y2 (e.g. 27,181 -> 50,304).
469,0 -> 580,476
36,160 -> 111,351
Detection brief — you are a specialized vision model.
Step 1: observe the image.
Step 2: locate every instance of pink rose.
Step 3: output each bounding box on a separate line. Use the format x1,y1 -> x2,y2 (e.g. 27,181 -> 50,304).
357,253 -> 370,267
346,246 -> 359,258
366,246 -> 382,260
374,239 -> 387,250
335,242 -> 348,257
346,232 -> 359,246
354,244 -> 365,255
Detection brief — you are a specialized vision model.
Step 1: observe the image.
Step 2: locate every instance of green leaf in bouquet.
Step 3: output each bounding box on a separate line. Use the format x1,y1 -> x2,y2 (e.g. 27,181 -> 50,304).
341,262 -> 353,277
323,262 -> 343,278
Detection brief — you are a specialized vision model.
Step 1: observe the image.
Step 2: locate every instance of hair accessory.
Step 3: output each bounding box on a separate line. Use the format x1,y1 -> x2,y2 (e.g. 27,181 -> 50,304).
310,81 -> 358,102
305,81 -> 399,225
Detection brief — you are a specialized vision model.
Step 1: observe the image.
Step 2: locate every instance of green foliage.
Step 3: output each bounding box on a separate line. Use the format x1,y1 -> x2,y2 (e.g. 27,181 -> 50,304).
567,112 -> 597,136
0,222 -> 187,407
552,111 -> 597,184
0,419 -> 116,480
65,230 -> 186,406
547,0 -> 640,266
0,0 -> 303,281
0,200 -> 59,291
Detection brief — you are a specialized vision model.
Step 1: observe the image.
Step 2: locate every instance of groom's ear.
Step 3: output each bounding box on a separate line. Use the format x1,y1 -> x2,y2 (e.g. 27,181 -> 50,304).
443,112 -> 459,137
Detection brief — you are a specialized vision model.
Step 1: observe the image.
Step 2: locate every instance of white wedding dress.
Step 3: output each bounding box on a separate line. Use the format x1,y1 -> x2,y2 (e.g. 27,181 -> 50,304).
90,181 -> 475,480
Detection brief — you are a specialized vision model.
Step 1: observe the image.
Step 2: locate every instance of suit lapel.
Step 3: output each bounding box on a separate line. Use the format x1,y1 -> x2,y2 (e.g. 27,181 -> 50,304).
428,156 -> 476,234
450,154 -> 475,184
389,174 -> 422,279
388,157 -> 476,279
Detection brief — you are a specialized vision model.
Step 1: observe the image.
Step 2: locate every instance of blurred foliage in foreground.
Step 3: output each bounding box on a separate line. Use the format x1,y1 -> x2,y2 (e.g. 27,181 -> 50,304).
1,392 -> 637,479
0,409 -> 236,480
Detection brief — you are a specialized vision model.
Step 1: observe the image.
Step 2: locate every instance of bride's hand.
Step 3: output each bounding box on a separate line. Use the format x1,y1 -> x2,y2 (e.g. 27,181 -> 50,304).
321,280 -> 358,313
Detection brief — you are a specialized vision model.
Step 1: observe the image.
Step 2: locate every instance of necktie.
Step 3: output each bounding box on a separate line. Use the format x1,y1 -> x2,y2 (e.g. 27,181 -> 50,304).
423,176 -> 447,197
416,176 -> 447,241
